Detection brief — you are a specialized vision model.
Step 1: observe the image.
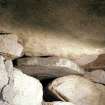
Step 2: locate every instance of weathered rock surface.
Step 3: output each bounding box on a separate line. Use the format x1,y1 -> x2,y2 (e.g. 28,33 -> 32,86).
42,102 -> 75,105
0,0 -> 105,59
0,56 -> 8,91
0,35 -> 23,59
16,57 -> 84,79
3,68 -> 43,105
48,75 -> 104,105
0,55 -> 43,105
85,69 -> 105,84
0,57 -> 13,105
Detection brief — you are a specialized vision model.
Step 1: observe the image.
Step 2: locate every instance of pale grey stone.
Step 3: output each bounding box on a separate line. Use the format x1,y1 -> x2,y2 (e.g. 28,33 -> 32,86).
0,56 -> 8,91
3,68 -> 43,105
49,75 -> 104,105
0,35 -> 23,59
1,60 -> 14,104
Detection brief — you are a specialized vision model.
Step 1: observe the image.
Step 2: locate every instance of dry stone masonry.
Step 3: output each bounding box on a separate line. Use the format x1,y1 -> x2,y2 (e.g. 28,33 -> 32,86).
0,35 -> 105,105
0,0 -> 105,59
0,0 -> 105,105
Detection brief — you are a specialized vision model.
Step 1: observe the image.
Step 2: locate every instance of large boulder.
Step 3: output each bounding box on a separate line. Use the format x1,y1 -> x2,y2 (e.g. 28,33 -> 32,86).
0,0 -> 105,59
16,57 -> 84,79
0,35 -> 23,59
48,75 -> 105,105
3,68 -> 43,105
0,56 -> 43,105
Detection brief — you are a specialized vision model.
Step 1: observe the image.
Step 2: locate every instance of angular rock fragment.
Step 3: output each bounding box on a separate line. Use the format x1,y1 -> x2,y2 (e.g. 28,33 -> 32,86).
85,69 -> 105,84
16,57 -> 85,79
48,75 -> 104,105
0,35 -> 23,59
3,68 -> 43,105
42,101 -> 75,105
